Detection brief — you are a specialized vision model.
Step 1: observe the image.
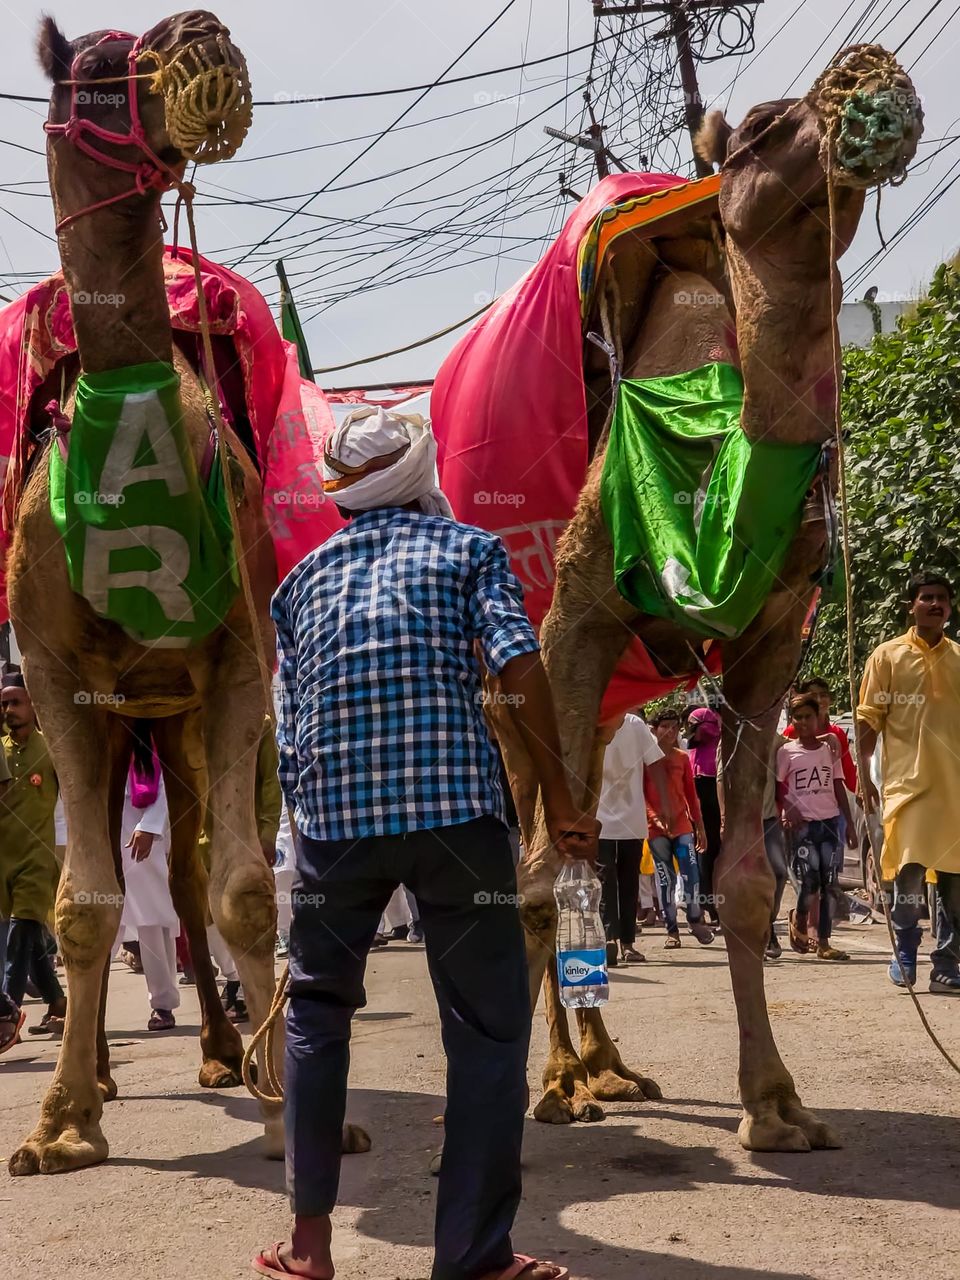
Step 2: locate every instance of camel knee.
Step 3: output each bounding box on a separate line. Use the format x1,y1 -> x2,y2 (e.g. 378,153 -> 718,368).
55,883 -> 121,968
213,861 -> 276,955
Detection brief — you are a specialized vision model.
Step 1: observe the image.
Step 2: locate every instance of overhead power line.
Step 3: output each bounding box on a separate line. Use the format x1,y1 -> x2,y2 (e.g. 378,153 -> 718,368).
231,0 -> 523,269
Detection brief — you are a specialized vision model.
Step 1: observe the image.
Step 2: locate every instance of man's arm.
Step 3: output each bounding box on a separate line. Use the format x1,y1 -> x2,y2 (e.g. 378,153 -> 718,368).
681,754 -> 706,848
271,594 -> 302,812
498,652 -> 599,861
255,720 -> 283,865
855,648 -> 888,809
834,778 -> 857,846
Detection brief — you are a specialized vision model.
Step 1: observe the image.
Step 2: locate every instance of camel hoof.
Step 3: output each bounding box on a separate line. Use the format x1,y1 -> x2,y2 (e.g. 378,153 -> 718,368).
198,1060 -> 243,1089
588,1068 -> 663,1102
98,1076 -> 118,1103
342,1123 -> 371,1154
533,1091 -> 576,1125
571,1092 -> 605,1123
738,1114 -> 811,1153
784,1107 -> 843,1150
10,1129 -> 109,1175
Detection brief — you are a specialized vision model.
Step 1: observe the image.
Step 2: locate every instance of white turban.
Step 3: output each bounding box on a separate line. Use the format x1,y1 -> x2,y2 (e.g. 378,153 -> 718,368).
322,406 -> 454,518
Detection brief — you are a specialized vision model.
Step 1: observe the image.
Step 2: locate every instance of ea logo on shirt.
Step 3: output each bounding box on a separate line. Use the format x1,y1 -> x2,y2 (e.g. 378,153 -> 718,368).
561,956 -> 594,984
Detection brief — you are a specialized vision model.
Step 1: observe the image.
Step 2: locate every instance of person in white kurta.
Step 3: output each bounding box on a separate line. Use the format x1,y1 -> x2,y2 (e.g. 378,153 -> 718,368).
119,772 -> 180,1027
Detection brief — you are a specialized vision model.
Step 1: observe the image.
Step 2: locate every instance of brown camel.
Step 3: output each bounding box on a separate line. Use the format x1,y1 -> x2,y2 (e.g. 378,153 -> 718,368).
491,48 -> 922,1150
6,12 -> 283,1175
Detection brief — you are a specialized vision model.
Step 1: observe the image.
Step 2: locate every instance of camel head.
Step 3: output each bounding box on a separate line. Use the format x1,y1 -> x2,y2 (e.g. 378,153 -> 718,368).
38,10 -> 251,231
694,44 -> 922,444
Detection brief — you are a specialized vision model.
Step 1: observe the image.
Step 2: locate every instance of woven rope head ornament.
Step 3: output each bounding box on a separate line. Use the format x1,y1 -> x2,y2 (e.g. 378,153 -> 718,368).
139,28 -> 252,164
808,44 -> 923,188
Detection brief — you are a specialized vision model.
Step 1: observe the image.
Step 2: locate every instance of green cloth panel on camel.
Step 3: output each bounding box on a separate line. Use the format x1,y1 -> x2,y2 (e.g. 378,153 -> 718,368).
600,362 -> 821,640
49,360 -> 237,647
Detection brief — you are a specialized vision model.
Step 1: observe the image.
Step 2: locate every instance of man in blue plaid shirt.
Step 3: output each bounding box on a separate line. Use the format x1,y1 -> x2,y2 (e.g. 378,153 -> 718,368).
258,409 -> 595,1280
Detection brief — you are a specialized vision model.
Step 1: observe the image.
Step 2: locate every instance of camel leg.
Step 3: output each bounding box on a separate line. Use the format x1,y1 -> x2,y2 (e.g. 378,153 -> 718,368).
194,640 -> 284,1157
97,724 -> 132,1103
577,1008 -> 663,1102
153,712 -> 245,1089
720,601 -> 841,1153
10,675 -> 126,1175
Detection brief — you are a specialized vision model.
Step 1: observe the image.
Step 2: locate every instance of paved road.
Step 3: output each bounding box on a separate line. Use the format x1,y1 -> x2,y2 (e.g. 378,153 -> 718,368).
2,916 -> 959,1279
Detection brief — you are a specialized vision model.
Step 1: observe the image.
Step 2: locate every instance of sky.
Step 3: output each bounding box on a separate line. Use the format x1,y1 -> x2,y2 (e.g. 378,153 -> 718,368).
0,0 -> 955,386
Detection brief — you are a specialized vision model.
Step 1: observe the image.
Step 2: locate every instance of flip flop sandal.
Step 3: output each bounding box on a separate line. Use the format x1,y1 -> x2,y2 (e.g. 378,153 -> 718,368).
252,1243 -> 330,1279
788,910 -> 811,955
664,933 -> 681,949
490,1256 -> 570,1280
816,945 -> 850,962
620,947 -> 645,963
0,1009 -> 26,1056
28,1010 -> 66,1036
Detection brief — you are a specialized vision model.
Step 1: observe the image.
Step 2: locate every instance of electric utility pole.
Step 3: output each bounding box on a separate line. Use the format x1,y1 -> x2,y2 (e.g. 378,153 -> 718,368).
590,2 -> 764,178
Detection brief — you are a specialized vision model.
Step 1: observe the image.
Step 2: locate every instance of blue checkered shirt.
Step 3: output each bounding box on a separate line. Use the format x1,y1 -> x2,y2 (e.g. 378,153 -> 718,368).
271,508 -> 539,842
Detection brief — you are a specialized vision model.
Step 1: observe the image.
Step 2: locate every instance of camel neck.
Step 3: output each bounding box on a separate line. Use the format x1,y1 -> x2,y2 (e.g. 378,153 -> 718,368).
55,197 -> 173,374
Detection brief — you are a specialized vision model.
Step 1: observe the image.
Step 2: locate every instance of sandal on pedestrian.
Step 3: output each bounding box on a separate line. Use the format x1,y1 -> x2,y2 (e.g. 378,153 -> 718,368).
816,944 -> 850,962
689,921 -> 715,945
620,946 -> 645,963
788,909 -> 811,955
147,1009 -> 176,1032
481,1255 -> 570,1280
252,1243 -> 332,1279
664,932 -> 681,949
28,1010 -> 66,1036
0,1008 -> 26,1056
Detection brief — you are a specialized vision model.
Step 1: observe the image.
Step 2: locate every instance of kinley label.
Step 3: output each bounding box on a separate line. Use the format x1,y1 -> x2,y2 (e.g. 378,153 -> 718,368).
557,948 -> 609,988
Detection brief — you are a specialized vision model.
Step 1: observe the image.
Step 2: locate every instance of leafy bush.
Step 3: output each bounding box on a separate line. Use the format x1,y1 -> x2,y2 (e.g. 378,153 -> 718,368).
805,260 -> 960,705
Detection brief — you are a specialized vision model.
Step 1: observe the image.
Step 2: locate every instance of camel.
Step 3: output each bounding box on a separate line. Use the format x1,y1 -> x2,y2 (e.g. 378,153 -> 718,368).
5,11 -> 284,1175
483,47 -> 922,1150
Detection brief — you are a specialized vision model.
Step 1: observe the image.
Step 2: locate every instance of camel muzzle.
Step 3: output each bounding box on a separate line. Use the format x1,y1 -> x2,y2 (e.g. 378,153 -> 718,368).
808,43 -> 923,188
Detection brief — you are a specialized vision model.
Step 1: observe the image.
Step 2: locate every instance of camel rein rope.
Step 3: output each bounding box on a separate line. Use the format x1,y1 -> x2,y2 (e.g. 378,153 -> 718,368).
825,153 -> 960,1079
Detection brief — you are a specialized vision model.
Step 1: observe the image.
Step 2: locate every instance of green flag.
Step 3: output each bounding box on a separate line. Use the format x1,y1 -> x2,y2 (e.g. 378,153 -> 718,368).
600,362 -> 821,639
277,259 -> 315,383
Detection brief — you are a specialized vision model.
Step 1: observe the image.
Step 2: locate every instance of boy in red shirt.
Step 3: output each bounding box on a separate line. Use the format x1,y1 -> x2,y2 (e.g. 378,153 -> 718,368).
644,709 -> 713,947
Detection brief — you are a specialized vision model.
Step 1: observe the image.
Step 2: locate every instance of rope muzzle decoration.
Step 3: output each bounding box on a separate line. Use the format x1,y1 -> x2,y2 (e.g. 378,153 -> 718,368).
808,44 -> 923,187
139,31 -> 252,165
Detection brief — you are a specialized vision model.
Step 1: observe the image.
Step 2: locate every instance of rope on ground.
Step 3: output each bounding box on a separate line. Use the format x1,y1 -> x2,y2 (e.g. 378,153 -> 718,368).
827,153 -> 960,1078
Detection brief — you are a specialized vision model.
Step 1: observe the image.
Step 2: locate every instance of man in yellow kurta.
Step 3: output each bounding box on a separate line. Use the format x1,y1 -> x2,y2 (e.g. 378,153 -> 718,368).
857,571 -> 960,995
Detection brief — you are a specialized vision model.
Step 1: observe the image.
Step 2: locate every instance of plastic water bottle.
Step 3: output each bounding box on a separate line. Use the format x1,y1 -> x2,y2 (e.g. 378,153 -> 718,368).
554,860 -> 609,1009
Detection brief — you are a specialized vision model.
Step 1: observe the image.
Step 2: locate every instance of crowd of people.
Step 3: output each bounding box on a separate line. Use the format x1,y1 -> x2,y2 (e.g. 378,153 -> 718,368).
1,401 -> 959,1280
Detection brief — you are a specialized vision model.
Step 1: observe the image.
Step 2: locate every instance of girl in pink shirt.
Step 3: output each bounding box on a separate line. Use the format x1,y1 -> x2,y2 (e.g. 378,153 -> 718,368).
777,694 -> 856,961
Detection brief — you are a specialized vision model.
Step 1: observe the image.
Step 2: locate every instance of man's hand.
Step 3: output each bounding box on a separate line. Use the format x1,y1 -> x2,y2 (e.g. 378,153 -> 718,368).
544,803 -> 600,864
859,778 -> 881,812
694,821 -> 707,853
845,825 -> 858,850
127,830 -> 155,862
260,838 -> 277,867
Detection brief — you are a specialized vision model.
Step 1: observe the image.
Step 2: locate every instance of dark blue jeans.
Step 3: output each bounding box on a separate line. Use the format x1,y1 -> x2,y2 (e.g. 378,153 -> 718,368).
886,863 -> 960,977
2,918 -> 63,1008
287,816 -> 531,1280
793,819 -> 841,942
